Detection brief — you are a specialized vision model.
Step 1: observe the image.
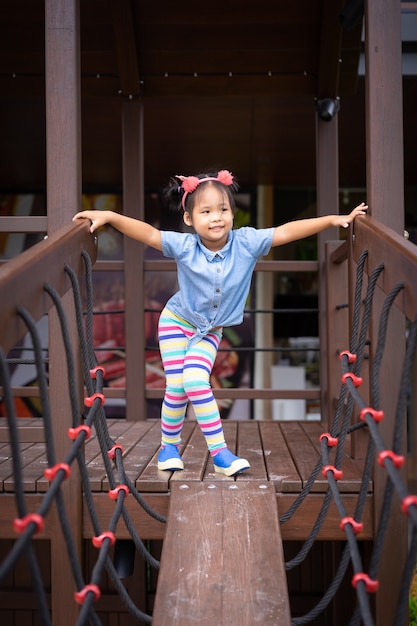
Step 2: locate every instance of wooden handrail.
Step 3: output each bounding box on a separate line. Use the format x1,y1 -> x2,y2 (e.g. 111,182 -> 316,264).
352,215 -> 417,320
0,222 -> 96,353
0,216 -> 48,233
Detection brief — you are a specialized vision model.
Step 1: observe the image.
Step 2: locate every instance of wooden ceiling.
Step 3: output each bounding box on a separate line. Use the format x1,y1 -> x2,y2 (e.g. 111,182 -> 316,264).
0,0 -> 413,195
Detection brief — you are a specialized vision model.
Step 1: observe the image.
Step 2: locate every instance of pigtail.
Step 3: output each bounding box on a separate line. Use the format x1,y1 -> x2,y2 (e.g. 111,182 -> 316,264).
161,176 -> 184,212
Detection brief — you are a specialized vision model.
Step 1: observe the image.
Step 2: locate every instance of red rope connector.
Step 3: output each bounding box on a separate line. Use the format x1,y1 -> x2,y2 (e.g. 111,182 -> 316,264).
68,424 -> 91,441
13,513 -> 44,535
377,449 -> 405,469
341,372 -> 363,387
322,465 -> 343,481
339,350 -> 357,364
108,484 -> 129,500
74,584 -> 101,605
84,392 -> 105,408
107,444 -> 124,459
90,365 -> 106,379
352,572 -> 379,593
44,462 -> 71,482
359,407 -> 384,423
92,531 -> 116,548
401,495 -> 417,516
340,516 -> 364,535
320,432 -> 338,447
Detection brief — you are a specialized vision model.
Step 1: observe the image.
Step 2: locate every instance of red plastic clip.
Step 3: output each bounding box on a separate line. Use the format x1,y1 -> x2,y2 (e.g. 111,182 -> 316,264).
84,392 -> 105,408
401,495 -> 417,516
340,516 -> 364,535
341,372 -> 363,387
107,444 -> 124,459
13,513 -> 44,535
322,465 -> 343,481
44,463 -> 71,482
339,350 -> 357,364
68,424 -> 91,441
377,450 -> 405,469
92,531 -> 116,548
352,572 -> 379,593
90,365 -> 106,379
74,584 -> 101,605
320,432 -> 338,447
108,484 -> 129,500
359,407 -> 384,423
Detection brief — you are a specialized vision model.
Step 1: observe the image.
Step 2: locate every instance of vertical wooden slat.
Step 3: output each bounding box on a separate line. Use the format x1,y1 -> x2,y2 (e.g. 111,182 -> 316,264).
325,241 -> 349,430
44,1 -> 83,623
122,100 -> 146,420
254,184 -> 274,421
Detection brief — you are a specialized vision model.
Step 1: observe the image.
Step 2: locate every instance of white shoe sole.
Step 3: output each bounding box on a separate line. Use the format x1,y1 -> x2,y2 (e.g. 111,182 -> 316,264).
213,459 -> 250,476
157,458 -> 184,471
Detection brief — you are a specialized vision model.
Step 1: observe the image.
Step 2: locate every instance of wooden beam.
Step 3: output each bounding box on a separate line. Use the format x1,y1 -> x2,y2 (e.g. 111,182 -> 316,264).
315,105 -> 340,424
365,0 -> 404,228
45,0 -> 82,230
122,100 -> 146,420
44,3 -> 83,623
363,4 -> 406,619
317,0 -> 344,98
111,0 -> 140,98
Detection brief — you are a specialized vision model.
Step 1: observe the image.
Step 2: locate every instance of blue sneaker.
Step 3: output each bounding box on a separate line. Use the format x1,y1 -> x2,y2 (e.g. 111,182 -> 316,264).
213,448 -> 250,476
157,444 -> 184,471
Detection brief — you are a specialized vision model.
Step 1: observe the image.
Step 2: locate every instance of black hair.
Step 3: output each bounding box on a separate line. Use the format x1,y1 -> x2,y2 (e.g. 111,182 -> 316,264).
162,171 -> 239,214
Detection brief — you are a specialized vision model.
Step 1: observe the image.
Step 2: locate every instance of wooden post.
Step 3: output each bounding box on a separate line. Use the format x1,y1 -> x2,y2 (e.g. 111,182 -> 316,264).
254,185 -> 274,421
45,1 -> 83,623
315,113 -> 339,426
122,100 -> 146,421
364,1 -> 406,624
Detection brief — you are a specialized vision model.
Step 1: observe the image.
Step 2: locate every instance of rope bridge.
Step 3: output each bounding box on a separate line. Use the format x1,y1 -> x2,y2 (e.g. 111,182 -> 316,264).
0,231 -> 416,624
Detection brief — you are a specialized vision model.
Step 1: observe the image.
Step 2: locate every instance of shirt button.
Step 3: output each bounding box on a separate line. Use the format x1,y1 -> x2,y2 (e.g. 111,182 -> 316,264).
217,268 -> 221,273
213,305 -> 218,308
216,289 -> 220,293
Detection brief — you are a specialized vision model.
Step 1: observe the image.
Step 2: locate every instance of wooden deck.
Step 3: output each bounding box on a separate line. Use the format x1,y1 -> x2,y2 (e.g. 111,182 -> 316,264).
0,418 -> 373,542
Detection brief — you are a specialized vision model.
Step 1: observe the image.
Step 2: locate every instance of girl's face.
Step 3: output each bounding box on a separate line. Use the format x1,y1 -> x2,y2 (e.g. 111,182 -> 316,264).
183,184 -> 234,252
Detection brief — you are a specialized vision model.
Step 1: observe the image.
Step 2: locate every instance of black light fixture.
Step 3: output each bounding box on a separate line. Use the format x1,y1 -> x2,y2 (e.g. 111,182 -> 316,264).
316,98 -> 340,122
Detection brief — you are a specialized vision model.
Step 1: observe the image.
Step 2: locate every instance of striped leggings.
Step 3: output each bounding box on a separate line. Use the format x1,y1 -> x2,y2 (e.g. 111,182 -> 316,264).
158,308 -> 226,456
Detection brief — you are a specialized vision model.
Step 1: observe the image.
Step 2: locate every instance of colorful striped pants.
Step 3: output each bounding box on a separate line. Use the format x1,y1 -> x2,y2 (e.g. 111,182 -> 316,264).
158,308 -> 227,455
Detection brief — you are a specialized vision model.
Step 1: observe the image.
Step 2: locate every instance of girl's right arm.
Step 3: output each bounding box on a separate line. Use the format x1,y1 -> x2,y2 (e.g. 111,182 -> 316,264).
73,210 -> 163,251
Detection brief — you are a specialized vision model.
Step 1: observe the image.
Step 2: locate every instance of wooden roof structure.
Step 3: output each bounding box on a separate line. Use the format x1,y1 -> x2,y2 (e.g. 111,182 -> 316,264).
0,0 -> 402,194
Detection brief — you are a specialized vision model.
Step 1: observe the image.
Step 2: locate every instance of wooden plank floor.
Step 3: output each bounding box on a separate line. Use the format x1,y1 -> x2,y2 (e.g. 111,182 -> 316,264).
0,418 -> 374,541
152,481 -> 291,626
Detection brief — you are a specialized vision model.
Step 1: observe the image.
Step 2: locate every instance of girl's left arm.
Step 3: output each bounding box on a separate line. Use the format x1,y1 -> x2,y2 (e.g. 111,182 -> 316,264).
271,203 -> 367,248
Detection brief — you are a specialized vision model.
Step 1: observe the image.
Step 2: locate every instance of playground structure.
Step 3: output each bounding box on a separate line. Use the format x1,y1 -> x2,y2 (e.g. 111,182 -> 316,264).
1,1 -> 416,624
0,213 -> 416,624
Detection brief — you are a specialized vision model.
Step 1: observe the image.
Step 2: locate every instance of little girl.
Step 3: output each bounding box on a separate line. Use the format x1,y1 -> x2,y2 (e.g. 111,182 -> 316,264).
73,170 -> 366,476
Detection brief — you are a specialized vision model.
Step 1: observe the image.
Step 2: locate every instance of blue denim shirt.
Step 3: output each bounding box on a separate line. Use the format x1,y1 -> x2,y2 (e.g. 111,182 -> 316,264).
161,226 -> 274,345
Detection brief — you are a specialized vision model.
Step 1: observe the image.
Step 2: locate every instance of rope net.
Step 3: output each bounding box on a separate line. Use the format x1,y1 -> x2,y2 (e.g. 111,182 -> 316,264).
0,250 -> 161,625
0,246 -> 416,625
